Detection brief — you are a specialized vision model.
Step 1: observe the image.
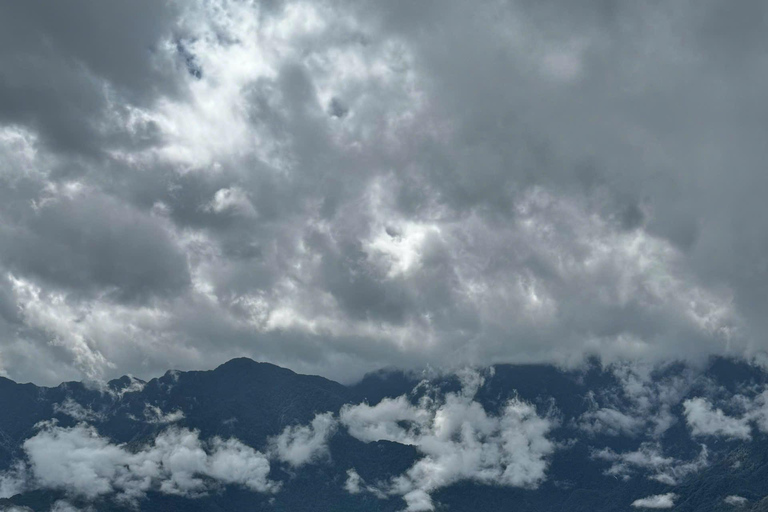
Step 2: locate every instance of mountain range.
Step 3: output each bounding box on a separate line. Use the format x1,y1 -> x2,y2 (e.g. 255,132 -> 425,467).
2,357 -> 768,511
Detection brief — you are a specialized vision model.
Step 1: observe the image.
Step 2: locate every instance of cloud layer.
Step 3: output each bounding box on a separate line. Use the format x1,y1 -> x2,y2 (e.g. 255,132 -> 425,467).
0,0 -> 766,384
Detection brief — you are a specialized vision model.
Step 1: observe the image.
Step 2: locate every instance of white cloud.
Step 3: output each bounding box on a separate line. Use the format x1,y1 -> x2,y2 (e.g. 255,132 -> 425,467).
724,495 -> 748,506
344,468 -> 363,494
7,274 -> 170,383
139,405 -> 185,424
53,399 -> 102,422
578,362 -> 696,438
342,468 -> 386,499
109,377 -> 146,399
683,397 -> 752,440
0,461 -> 27,499
205,187 -> 257,218
13,422 -> 276,503
269,412 -> 337,467
9,275 -> 116,382
632,493 -> 677,509
0,126 -> 41,181
592,442 -> 708,485
49,501 -> 93,512
340,370 -> 556,511
745,391 -> 768,433
681,384 -> 768,440
340,394 -> 431,445
401,489 -> 434,512
578,404 -> 645,437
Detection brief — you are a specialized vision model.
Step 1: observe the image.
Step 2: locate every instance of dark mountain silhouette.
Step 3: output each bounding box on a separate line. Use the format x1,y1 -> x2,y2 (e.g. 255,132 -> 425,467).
1,357 -> 768,511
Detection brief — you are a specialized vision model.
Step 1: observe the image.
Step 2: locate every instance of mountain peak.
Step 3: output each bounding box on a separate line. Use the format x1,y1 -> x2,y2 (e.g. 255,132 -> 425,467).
214,357 -> 296,376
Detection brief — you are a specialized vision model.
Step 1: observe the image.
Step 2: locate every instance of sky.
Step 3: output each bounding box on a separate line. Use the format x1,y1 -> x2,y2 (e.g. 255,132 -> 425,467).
0,0 -> 766,385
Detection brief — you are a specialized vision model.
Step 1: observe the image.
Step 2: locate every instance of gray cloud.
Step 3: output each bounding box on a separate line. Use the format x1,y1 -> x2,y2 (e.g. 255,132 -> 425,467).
0,0 -> 765,384
0,0 -> 182,155
1,190 -> 190,302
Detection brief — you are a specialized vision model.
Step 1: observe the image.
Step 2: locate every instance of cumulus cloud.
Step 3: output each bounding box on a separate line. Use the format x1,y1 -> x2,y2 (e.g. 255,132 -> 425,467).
344,468 -> 363,494
683,398 -> 752,440
340,370 -> 556,511
8,422 -> 276,503
592,442 -> 708,485
682,386 -> 768,440
632,493 -> 677,509
269,412 -> 337,467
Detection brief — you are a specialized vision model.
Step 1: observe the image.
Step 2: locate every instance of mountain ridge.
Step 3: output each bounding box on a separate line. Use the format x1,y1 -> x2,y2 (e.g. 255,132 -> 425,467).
1,356 -> 768,511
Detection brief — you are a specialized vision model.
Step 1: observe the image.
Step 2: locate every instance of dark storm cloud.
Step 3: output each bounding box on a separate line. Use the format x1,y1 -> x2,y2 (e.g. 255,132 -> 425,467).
0,0 -> 764,384
0,191 -> 190,302
0,0 -> 183,155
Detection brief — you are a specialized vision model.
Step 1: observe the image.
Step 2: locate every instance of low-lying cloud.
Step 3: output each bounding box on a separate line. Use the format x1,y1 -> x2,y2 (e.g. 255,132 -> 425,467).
0,462 -> 26,499
631,493 -> 677,509
592,442 -> 708,485
578,363 -> 696,438
6,421 -> 277,503
4,365 -> 768,509
0,371 -> 560,512
269,412 -> 337,467
340,370 -> 556,511
683,388 -> 768,440
724,495 -> 748,506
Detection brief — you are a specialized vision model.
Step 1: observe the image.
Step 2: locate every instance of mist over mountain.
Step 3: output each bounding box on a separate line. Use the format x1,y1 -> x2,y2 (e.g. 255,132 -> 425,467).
2,357 -> 768,511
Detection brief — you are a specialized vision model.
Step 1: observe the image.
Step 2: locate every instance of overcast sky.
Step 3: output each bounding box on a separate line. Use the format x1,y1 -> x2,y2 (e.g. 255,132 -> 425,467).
0,0 -> 765,385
